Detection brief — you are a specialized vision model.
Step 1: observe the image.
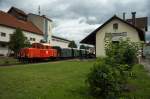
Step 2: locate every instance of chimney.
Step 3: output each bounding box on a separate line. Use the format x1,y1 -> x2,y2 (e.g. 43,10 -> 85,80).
123,12 -> 126,20
132,12 -> 136,25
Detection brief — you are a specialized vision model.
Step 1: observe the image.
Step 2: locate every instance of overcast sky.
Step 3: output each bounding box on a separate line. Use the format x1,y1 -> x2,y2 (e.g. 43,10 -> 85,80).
0,0 -> 150,42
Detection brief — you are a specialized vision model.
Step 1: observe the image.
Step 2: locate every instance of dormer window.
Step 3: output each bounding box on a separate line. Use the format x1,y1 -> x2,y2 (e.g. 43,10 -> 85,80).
113,23 -> 118,30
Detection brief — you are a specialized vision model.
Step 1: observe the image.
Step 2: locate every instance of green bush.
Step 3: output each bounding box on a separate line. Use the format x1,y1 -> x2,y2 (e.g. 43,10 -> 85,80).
105,39 -> 141,70
86,58 -> 128,99
86,39 -> 142,98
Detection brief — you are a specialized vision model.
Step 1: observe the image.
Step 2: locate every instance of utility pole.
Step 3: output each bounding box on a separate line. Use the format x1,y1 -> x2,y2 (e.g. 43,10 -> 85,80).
38,5 -> 41,15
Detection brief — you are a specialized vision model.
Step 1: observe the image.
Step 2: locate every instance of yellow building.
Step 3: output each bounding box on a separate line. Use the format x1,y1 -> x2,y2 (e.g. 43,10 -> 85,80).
81,15 -> 146,57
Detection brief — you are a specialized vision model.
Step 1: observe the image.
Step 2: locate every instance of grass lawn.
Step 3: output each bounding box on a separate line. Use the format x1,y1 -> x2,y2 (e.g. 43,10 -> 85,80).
0,57 -> 20,65
123,64 -> 150,99
0,60 -> 150,99
0,60 -> 95,99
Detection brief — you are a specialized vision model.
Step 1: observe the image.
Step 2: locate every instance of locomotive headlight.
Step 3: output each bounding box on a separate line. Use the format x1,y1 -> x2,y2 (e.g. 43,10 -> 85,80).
46,51 -> 48,54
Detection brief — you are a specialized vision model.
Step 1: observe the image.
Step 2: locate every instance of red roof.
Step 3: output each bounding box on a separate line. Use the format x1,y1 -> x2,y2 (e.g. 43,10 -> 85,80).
0,11 -> 43,35
126,17 -> 148,31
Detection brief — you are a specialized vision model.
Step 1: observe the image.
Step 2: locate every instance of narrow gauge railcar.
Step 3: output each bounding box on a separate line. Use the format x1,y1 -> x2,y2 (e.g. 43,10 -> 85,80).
79,49 -> 87,58
61,48 -> 72,58
52,47 -> 88,58
18,43 -> 58,63
72,49 -> 80,57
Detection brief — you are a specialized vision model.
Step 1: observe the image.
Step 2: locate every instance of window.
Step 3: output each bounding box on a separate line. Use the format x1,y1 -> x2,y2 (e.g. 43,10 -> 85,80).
25,37 -> 28,40
33,38 -> 35,41
113,23 -> 118,30
30,37 -> 36,41
1,32 -> 6,37
112,41 -> 119,45
1,44 -> 7,47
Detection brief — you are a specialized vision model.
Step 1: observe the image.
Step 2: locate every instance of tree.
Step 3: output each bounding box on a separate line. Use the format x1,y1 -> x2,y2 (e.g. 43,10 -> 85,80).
80,45 -> 86,49
9,28 -> 27,56
68,41 -> 77,48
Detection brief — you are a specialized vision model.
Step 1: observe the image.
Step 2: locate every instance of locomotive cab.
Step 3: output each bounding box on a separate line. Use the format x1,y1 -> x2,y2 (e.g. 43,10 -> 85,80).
18,43 -> 58,63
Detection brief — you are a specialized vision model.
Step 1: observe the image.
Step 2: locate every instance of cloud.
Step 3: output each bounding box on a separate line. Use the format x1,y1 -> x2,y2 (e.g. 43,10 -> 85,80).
53,17 -> 100,42
0,0 -> 149,42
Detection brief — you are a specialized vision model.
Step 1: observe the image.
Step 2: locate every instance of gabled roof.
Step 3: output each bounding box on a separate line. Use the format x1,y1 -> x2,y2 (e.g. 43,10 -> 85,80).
8,6 -> 27,16
0,11 -> 43,35
80,15 -> 145,45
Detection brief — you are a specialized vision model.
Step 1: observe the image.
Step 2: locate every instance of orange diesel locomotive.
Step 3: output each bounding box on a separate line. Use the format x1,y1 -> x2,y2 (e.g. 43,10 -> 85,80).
18,43 -> 58,63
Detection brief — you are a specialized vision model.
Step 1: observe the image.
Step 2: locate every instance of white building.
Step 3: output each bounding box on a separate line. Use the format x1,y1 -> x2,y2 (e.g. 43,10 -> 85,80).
0,10 -> 44,56
81,14 -> 146,57
51,36 -> 71,48
0,7 -> 71,56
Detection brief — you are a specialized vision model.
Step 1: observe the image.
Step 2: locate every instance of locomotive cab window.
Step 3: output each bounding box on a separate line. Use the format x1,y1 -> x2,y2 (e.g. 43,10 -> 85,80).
113,23 -> 118,30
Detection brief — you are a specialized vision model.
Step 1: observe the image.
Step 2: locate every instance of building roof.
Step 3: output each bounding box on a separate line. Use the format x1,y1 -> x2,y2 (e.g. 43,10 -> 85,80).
52,35 -> 71,42
126,17 -> 148,31
80,15 -> 145,45
28,13 -> 53,22
0,11 -> 43,35
8,6 -> 27,17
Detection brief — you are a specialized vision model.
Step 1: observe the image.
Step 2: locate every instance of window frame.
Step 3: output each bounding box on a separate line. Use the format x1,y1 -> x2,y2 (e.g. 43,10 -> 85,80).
113,23 -> 118,30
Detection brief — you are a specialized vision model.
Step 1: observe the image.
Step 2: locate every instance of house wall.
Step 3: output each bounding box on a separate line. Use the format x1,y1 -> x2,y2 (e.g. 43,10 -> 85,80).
0,25 -> 44,56
28,14 -> 52,43
47,20 -> 52,43
96,19 -> 140,57
0,46 -> 9,56
28,14 -> 44,32
51,38 -> 70,48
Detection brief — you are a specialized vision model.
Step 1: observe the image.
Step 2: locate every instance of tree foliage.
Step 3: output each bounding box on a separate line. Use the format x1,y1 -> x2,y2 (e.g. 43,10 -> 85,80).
86,39 -> 142,98
68,41 -> 77,48
9,28 -> 30,56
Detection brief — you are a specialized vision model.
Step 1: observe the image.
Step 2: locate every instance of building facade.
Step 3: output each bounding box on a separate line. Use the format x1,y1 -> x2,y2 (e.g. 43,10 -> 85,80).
51,36 -> 71,48
0,25 -> 43,56
28,14 -> 53,43
81,15 -> 146,57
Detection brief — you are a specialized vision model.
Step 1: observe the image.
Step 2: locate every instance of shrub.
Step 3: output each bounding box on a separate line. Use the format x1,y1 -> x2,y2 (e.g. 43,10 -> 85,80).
86,39 -> 141,98
105,38 -> 141,70
86,58 -> 127,98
